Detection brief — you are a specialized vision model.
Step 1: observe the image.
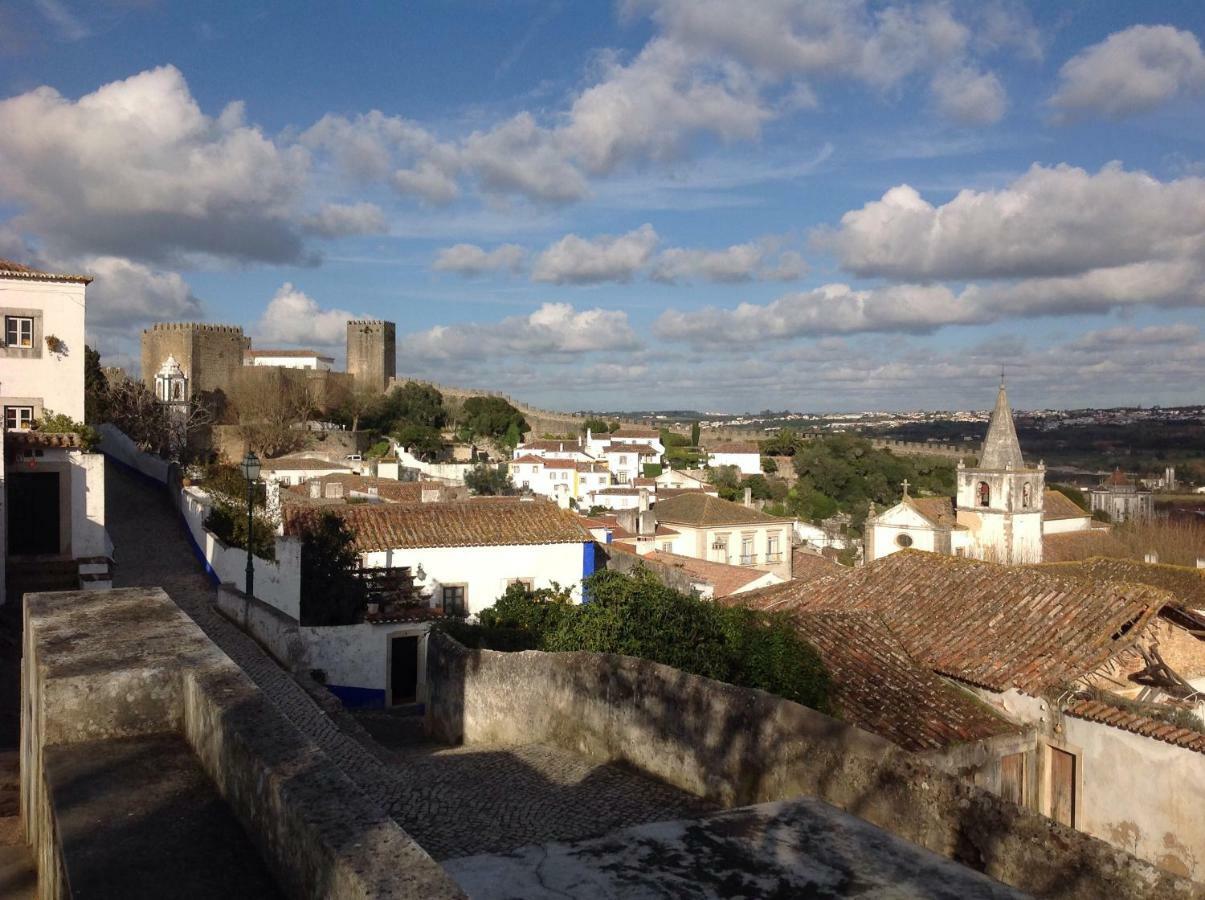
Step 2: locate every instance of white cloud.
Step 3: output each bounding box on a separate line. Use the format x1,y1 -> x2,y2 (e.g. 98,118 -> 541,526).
80,255 -> 202,328
931,66 -> 1006,124
825,163 -> 1205,280
461,112 -> 589,203
532,224 -> 659,283
650,240 -> 807,282
1049,25 -> 1205,121
433,243 -> 526,276
301,202 -> 388,238
0,66 -> 310,265
35,0 -> 88,41
402,302 -> 641,359
255,283 -> 359,348
391,161 -> 461,205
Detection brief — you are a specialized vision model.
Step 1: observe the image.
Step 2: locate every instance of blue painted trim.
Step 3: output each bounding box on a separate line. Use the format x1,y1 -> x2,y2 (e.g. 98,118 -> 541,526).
327,685 -> 386,709
581,541 -> 596,604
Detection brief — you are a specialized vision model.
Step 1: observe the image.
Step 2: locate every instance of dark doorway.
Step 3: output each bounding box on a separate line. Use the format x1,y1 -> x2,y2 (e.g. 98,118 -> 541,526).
390,635 -> 419,705
8,472 -> 61,555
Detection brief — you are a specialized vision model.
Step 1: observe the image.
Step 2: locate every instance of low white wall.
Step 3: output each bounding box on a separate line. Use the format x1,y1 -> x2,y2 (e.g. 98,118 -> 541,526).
363,541 -> 589,617
388,447 -> 473,484
1065,716 -> 1205,881
70,451 -> 110,558
181,486 -> 303,620
97,423 -> 171,485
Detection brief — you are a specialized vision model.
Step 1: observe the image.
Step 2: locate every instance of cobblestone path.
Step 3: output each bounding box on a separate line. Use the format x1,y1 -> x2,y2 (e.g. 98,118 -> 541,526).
106,462 -> 713,859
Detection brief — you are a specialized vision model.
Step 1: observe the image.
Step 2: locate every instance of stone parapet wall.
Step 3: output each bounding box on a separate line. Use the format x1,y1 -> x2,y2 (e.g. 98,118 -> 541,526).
425,634 -> 1202,900
22,587 -> 463,899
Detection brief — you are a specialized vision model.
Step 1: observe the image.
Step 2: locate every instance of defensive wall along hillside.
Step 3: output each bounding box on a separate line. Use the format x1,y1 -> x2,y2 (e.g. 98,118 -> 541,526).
22,587 -> 463,899
425,632 -> 1203,900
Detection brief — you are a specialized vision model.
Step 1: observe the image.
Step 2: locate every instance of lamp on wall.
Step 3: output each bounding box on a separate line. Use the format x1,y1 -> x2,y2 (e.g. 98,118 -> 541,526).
415,562 -> 426,581
240,451 -> 261,598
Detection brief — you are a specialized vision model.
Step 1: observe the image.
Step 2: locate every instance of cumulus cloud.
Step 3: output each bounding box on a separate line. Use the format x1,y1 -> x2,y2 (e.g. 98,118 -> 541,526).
532,224 -> 659,284
1049,25 -> 1205,120
301,202 -> 388,238
825,163 -> 1205,281
0,66 -> 310,266
930,66 -> 1007,124
650,240 -> 807,282
255,283 -> 359,347
402,302 -> 641,359
433,243 -> 526,276
81,255 -> 202,328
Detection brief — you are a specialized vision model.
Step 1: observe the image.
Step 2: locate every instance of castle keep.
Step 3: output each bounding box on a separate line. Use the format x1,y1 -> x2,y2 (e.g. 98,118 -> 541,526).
140,322 -> 250,400
346,320 -> 396,393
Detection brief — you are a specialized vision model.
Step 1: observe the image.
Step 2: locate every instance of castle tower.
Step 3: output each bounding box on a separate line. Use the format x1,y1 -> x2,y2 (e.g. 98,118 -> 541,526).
346,320 -> 396,393
955,379 -> 1045,564
140,323 -> 250,400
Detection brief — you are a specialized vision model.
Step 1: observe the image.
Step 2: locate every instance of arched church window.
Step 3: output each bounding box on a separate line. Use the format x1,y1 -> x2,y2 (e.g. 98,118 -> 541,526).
1022,482 -> 1032,509
171,381 -> 184,401
977,481 -> 990,507
896,533 -> 913,548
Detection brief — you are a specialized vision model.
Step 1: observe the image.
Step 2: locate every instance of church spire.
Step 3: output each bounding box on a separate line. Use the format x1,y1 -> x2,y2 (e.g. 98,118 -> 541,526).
979,379 -> 1025,469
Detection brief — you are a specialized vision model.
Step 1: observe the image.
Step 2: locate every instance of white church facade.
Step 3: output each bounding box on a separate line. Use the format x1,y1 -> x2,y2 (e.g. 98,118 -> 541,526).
866,382 -> 1093,565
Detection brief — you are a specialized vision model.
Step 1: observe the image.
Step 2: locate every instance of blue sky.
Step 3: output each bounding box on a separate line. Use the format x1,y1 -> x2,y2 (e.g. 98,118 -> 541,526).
1,1 -> 1204,413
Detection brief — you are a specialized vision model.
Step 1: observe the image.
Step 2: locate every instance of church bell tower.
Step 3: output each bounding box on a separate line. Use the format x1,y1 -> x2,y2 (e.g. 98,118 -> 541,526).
955,379 -> 1045,564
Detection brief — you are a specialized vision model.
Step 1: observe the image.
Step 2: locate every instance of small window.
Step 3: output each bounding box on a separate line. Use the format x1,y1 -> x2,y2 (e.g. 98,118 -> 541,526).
4,316 -> 33,348
661,541 -> 672,552
506,578 -> 534,591
4,406 -> 34,431
441,585 -> 467,616
977,481 -> 991,507
1022,482 -> 1032,509
896,533 -> 914,548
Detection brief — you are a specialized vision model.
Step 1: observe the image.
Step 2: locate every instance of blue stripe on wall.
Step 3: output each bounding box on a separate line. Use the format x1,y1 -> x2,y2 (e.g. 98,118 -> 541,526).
581,541 -> 596,604
327,685 -> 386,709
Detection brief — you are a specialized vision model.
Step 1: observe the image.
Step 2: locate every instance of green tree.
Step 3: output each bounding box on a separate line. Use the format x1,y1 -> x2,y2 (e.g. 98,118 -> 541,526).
362,381 -> 447,433
393,422 -> 444,460
761,456 -> 778,474
297,512 -> 366,626
459,396 -> 527,441
33,411 -> 100,451
83,345 -> 109,424
464,463 -> 514,495
607,421 -> 621,433
503,420 -> 522,450
707,464 -> 743,500
582,417 -> 609,434
690,421 -> 700,447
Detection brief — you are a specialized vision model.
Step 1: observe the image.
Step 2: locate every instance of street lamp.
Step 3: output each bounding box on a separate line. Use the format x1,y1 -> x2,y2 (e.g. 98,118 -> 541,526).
240,450 -> 261,598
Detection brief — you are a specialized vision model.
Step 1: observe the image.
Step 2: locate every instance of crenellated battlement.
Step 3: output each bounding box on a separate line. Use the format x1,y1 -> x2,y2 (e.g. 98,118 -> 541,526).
144,322 -> 246,335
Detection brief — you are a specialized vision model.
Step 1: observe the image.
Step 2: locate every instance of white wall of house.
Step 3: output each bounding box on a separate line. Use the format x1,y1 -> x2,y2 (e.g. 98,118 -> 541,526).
299,620 -> 431,707
247,354 -> 333,371
180,485 -> 303,619
586,491 -> 642,511
1063,716 -> 1205,880
604,449 -> 646,484
865,504 -> 942,562
70,451 -> 109,557
0,277 -> 86,423
660,521 -> 792,580
382,446 -> 473,484
655,469 -> 707,490
1042,515 -> 1094,536
361,541 -> 589,618
707,451 -> 761,476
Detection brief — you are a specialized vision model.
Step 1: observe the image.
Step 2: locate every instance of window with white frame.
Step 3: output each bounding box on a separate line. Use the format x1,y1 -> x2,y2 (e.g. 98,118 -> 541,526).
4,405 -> 34,430
5,316 -> 33,348
767,532 -> 781,561
740,535 -> 755,565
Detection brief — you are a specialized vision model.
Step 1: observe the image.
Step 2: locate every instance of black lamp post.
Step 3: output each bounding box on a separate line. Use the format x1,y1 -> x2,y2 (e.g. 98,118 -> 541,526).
240,450 -> 261,598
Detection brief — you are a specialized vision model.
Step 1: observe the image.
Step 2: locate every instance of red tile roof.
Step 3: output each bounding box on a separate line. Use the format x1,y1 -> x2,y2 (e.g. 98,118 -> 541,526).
262,456 -> 352,472
611,426 -> 660,438
791,548 -> 842,583
906,496 -> 960,528
1041,528 -> 1126,562
0,259 -> 92,284
518,439 -> 582,453
1038,558 -> 1205,611
1043,490 -> 1090,521
655,493 -> 790,527
1066,700 -> 1205,754
644,551 -> 772,596
738,550 -> 1171,695
285,499 -> 590,551
4,430 -> 83,449
1106,467 -> 1133,487
605,443 -> 660,456
790,610 -> 1019,752
707,442 -> 760,454
282,475 -> 455,504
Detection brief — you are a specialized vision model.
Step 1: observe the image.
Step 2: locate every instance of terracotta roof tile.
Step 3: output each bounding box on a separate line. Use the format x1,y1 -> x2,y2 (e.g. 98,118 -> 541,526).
282,475 -> 457,504
707,442 -> 760,454
644,551 -> 771,597
906,496 -> 959,528
791,548 -> 842,583
1042,490 -> 1090,521
1037,558 -> 1205,611
788,610 -> 1019,752
1041,528 -> 1127,562
4,430 -> 83,449
262,457 -> 353,472
611,426 -> 660,438
655,493 -> 790,527
1066,699 -> 1205,755
736,550 -> 1171,695
0,259 -> 91,284
605,443 -> 660,456
285,499 -> 590,551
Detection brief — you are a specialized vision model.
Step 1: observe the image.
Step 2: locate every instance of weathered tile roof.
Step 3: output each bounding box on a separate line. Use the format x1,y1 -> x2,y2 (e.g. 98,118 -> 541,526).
791,548 -> 842,583
654,493 -> 790,528
1106,467 -> 1133,487
645,551 -> 771,597
707,442 -> 760,454
611,426 -> 660,438
511,455 -> 545,465
282,475 -> 453,504
1042,528 -> 1126,562
0,259 -> 92,284
789,610 -> 1020,752
906,496 -> 960,528
4,430 -> 82,450
1066,700 -> 1205,754
518,439 -> 582,453
738,550 -> 1171,695
605,443 -> 660,456
261,456 -> 352,472
285,499 -> 590,551
1042,490 -> 1090,521
1038,558 -> 1205,611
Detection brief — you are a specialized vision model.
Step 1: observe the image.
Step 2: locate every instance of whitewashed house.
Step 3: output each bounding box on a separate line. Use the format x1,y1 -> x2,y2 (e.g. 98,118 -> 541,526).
0,260 -> 110,603
511,455 -> 610,507
584,425 -> 665,459
705,441 -> 762,476
652,493 -> 795,581
513,438 -> 594,463
603,443 -> 659,485
291,499 -> 595,618
244,348 -> 335,371
260,456 -> 355,487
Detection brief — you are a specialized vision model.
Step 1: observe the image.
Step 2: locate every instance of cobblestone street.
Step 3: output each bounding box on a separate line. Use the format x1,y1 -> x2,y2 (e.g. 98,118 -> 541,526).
107,462 -> 712,860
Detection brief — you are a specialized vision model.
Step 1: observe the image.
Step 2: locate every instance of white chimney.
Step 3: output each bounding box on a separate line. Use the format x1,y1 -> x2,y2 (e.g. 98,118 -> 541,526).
1197,558 -> 1204,570
744,486 -> 752,507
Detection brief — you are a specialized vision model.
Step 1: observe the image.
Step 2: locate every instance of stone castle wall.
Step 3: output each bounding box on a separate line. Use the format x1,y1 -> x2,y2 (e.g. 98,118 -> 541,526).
141,323 -> 250,399
347,320 -> 395,393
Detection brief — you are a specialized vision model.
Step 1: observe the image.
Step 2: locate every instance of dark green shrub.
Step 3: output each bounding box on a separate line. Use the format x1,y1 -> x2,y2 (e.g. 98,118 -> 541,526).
479,582 -> 573,636
297,511 -> 366,625
203,499 -> 277,560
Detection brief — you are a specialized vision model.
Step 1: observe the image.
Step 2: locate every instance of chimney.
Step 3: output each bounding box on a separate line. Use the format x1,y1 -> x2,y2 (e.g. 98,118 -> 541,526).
744,486 -> 752,507
309,480 -> 321,498
1145,551 -> 1158,565
639,489 -> 650,513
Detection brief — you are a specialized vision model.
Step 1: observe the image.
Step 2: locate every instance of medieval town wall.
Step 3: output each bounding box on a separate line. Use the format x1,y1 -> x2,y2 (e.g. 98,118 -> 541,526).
23,587 -> 463,899
425,633 -> 1201,900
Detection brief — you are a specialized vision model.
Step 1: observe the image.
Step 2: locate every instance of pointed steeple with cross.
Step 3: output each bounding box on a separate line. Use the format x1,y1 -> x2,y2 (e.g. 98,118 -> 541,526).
900,478 -> 910,498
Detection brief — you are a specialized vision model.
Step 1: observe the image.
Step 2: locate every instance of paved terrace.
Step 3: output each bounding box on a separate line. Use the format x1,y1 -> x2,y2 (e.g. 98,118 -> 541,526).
106,461 -> 711,859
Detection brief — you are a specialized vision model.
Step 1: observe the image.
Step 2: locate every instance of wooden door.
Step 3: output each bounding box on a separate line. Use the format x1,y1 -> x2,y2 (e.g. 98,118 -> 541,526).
390,636 -> 419,705
1000,752 -> 1025,806
1049,747 -> 1076,827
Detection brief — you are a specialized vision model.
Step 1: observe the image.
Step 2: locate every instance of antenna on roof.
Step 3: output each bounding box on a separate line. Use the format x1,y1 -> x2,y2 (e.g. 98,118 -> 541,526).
1000,367 -> 1005,388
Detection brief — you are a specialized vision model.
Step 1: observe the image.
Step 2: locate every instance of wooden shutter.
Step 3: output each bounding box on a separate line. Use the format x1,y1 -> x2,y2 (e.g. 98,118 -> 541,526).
1000,752 -> 1025,806
1049,747 -> 1076,827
